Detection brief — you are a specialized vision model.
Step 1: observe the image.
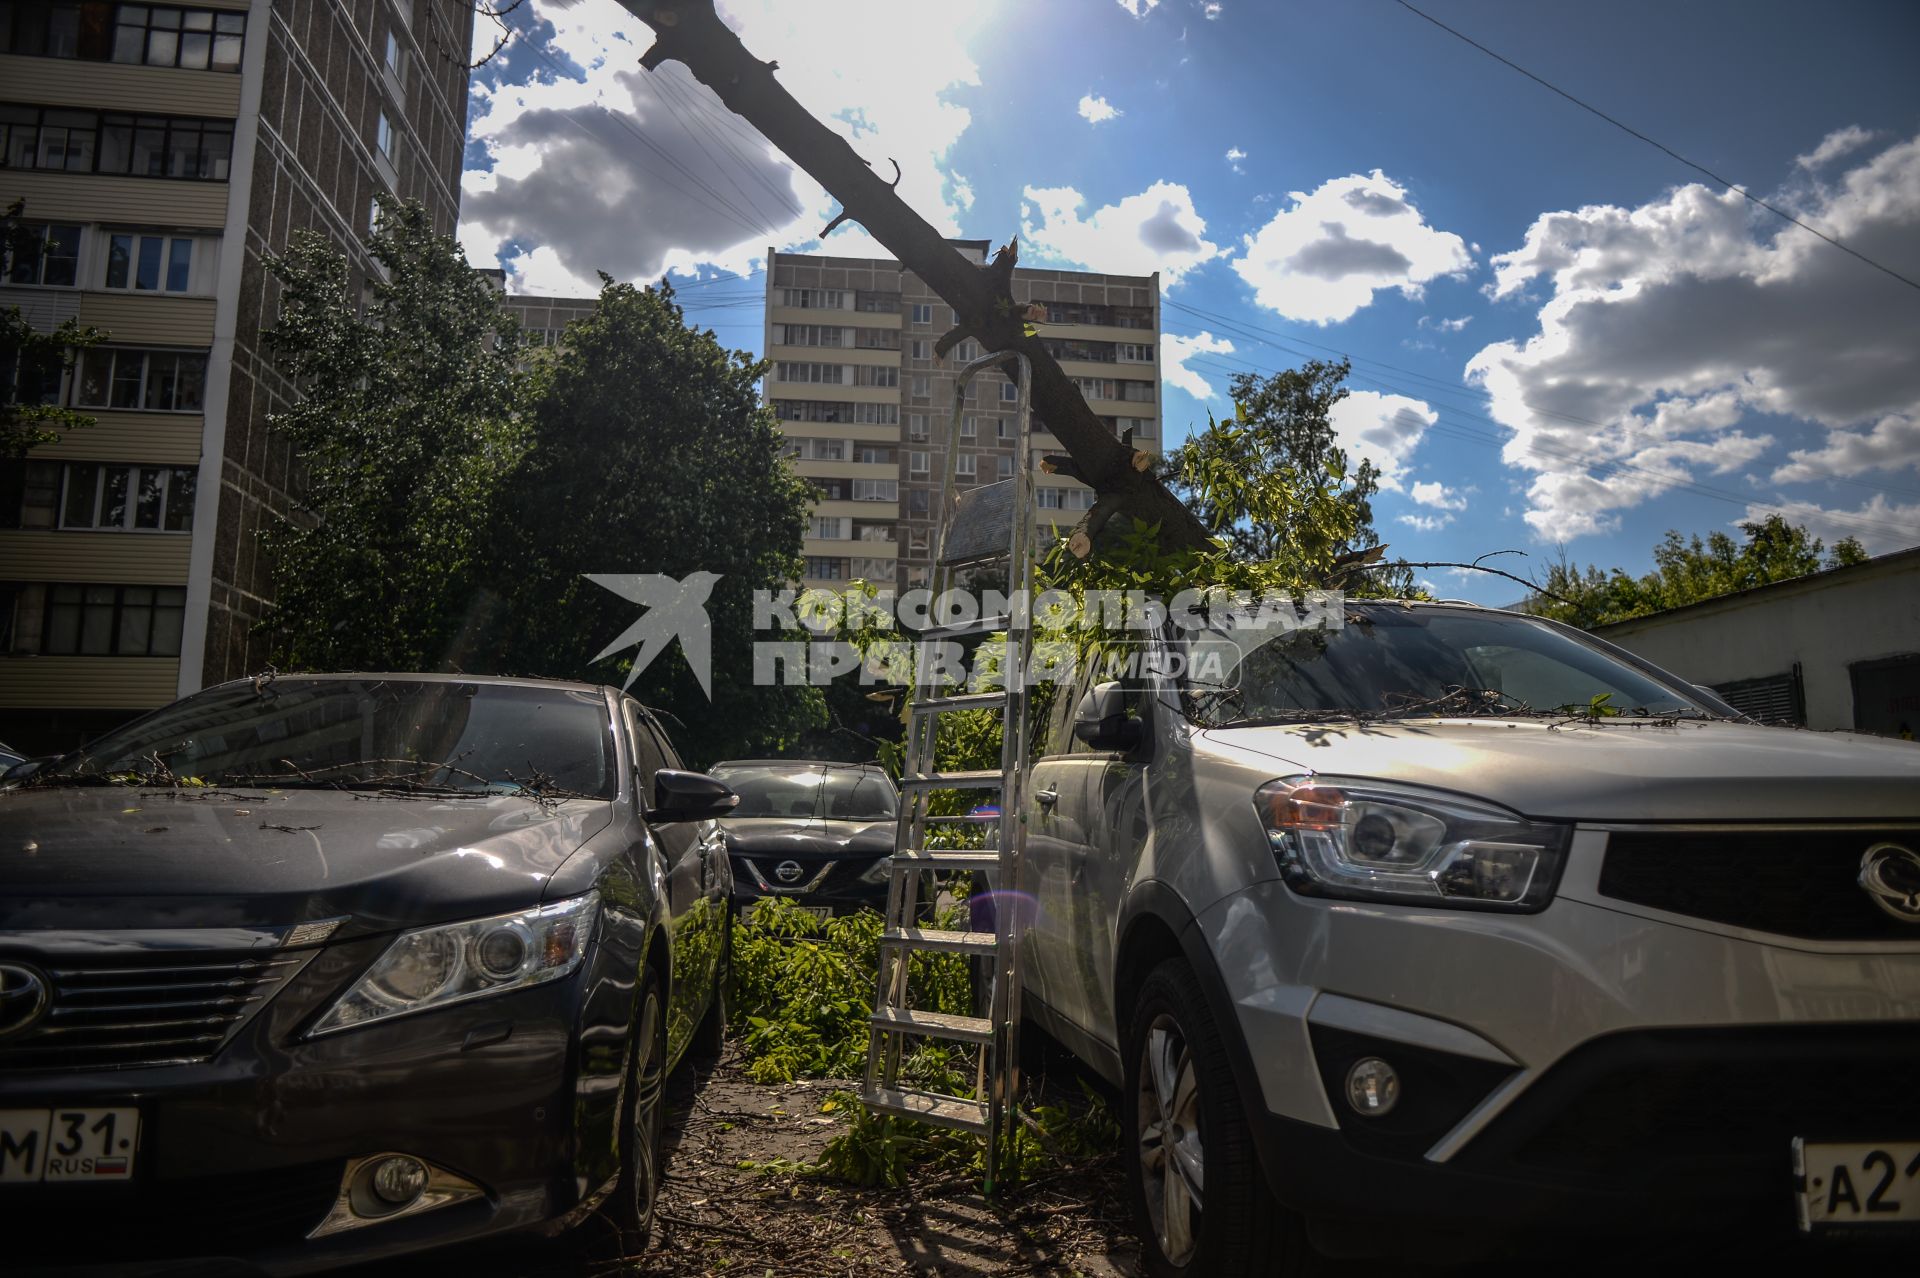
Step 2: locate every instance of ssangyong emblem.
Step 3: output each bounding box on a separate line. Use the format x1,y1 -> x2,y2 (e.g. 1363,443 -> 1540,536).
0,963 -> 50,1038
1858,843 -> 1920,922
775,860 -> 804,884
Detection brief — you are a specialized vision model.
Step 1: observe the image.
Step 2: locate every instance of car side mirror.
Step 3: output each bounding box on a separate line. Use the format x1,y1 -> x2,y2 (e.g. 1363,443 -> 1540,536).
647,770 -> 739,824
1073,682 -> 1141,751
1,757 -> 52,784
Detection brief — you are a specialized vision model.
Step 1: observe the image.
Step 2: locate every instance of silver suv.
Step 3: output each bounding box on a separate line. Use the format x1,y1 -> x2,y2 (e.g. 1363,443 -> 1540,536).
1020,600 -> 1920,1272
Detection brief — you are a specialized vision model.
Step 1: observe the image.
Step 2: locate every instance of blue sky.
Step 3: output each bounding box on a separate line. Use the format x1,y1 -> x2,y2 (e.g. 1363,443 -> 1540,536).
462,0 -> 1920,602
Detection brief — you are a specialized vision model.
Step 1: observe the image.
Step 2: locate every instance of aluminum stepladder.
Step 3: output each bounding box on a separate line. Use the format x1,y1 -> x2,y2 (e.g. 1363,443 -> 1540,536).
861,349 -> 1037,1191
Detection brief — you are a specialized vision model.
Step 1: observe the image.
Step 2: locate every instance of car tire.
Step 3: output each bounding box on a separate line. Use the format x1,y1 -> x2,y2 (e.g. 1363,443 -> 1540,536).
1123,958 -> 1313,1278
609,966 -> 668,1253
691,921 -> 729,1063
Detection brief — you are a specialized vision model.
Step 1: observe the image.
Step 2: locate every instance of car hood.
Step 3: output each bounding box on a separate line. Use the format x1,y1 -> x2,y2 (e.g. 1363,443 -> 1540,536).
1199,718 -> 1920,823
0,787 -> 614,932
720,815 -> 894,859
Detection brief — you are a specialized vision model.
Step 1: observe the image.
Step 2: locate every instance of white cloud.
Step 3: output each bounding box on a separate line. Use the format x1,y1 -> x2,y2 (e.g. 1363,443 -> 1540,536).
1742,494 -> 1920,556
1796,125 -> 1876,170
1398,512 -> 1454,532
460,0 -> 989,291
1409,480 -> 1467,509
1161,331 -> 1235,400
1021,180 -> 1223,284
1231,170 -> 1472,324
1078,94 -> 1122,124
1467,131 -> 1920,542
1203,3 -> 1223,19
1225,146 -> 1246,175
1327,390 -> 1437,490
1771,413 -> 1920,483
1115,0 -> 1159,15
1419,314 -> 1472,333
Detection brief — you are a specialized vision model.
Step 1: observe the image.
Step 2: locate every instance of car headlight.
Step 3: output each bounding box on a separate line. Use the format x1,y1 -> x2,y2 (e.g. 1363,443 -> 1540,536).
1255,777 -> 1568,912
859,856 -> 896,884
310,893 -> 601,1035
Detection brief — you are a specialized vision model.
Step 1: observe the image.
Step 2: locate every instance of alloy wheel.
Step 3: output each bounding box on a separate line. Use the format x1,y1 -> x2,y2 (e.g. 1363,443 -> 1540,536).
629,985 -> 666,1233
1136,1011 -> 1205,1266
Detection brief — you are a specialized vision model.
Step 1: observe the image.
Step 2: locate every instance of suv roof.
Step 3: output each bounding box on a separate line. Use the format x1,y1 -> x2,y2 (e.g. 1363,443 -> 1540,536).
709,758 -> 891,772
206,671 -> 613,697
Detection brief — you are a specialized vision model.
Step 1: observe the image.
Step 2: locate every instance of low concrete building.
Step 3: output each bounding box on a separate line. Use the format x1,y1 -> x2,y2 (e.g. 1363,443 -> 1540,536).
1594,546 -> 1920,738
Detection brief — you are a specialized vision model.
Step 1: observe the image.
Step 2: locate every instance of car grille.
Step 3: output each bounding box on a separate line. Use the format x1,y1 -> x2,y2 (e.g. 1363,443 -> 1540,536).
1597,828 -> 1920,940
9,1159 -> 345,1261
0,949 -> 315,1073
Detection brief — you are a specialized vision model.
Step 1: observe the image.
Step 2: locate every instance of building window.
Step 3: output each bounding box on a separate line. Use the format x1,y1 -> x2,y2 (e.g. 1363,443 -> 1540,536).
911,375 -> 929,398
956,340 -> 979,362
4,223 -> 81,286
780,287 -> 847,309
960,415 -> 976,439
997,454 -> 1013,479
909,339 -> 927,360
775,361 -> 846,384
908,451 -> 928,475
1070,376 -> 1115,402
854,290 -> 899,313
1119,342 -> 1155,363
909,303 -> 932,325
908,489 -> 929,515
854,445 -> 890,464
803,556 -> 846,581
955,454 -> 975,479
375,110 -> 394,159
41,583 -> 187,655
0,105 -> 234,180
853,365 -> 898,388
53,460 -> 196,531
908,530 -> 929,553
851,479 -> 897,502
384,30 -> 402,78
1000,380 -> 1018,402
1038,487 -> 1063,509
850,557 -> 894,583
810,515 -> 847,539
907,413 -> 928,440
110,5 -> 246,70
0,459 -> 61,527
998,418 -> 1013,440
1120,379 -> 1155,402
780,323 -> 845,347
72,347 -> 206,412
102,232 -> 193,292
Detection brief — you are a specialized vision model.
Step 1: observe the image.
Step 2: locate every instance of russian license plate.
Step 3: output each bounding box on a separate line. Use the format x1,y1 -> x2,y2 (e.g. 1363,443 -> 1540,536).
1796,1139 -> 1920,1229
796,905 -> 833,922
0,1108 -> 140,1183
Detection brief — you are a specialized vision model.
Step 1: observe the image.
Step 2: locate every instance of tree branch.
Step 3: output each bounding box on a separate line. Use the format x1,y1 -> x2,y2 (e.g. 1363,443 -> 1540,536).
617,1 -> 1213,553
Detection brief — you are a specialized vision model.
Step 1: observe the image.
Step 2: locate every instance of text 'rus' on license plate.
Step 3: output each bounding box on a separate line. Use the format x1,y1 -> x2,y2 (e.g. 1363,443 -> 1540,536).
0,1108 -> 141,1183
1796,1139 -> 1920,1230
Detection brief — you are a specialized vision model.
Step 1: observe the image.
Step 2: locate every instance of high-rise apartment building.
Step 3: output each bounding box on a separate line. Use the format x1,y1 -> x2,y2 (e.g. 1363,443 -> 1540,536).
763,242 -> 1161,592
0,0 -> 474,751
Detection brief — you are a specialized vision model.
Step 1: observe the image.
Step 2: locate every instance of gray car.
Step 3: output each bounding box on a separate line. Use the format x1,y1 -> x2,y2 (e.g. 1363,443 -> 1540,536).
1020,600 -> 1920,1272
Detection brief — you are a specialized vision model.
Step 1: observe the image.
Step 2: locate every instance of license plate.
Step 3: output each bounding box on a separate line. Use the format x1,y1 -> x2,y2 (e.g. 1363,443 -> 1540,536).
1,1107 -> 140,1183
796,905 -> 833,921
1796,1139 -> 1920,1229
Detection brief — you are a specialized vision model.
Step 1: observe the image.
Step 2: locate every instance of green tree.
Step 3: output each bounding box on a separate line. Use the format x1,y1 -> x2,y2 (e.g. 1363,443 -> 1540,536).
1159,358 -> 1409,593
486,278 -> 823,765
3,200 -> 100,458
259,196 -> 534,670
1527,515 -> 1870,628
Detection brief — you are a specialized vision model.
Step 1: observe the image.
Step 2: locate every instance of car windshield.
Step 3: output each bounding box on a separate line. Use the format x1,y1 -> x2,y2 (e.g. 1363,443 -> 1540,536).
1193,606 -> 1714,726
710,764 -> 898,820
36,679 -> 617,797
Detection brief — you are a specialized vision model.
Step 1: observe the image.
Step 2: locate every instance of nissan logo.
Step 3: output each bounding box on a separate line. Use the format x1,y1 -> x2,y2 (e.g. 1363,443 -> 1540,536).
775,860 -> 805,884
1859,843 -> 1920,923
0,963 -> 50,1039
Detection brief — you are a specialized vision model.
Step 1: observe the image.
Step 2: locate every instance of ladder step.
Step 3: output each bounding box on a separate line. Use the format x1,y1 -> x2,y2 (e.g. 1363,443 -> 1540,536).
882,926 -> 997,956
870,1006 -> 995,1045
911,692 -> 1007,715
863,1086 -> 990,1133
923,813 -> 998,826
919,615 -> 1011,639
893,849 -> 1000,874
899,770 -> 1003,791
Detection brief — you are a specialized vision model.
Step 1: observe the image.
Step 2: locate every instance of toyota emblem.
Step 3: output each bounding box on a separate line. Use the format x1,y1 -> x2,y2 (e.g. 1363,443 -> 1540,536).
775,860 -> 805,884
0,963 -> 50,1039
1859,843 -> 1920,923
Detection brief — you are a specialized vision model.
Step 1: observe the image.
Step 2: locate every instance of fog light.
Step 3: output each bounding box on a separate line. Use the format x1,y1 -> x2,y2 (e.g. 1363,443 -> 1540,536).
1345,1057 -> 1400,1116
370,1155 -> 428,1206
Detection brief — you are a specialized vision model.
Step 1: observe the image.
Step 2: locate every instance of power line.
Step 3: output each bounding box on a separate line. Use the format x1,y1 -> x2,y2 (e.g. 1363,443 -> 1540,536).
1390,0 -> 1920,295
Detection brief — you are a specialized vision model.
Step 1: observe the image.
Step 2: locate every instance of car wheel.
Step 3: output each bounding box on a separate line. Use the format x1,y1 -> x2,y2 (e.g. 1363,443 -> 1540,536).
1124,958 -> 1311,1278
691,922 -> 729,1063
610,967 -> 668,1252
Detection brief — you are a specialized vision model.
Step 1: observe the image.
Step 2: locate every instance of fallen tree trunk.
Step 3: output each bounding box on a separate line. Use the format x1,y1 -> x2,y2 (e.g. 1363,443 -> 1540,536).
617,0 -> 1214,555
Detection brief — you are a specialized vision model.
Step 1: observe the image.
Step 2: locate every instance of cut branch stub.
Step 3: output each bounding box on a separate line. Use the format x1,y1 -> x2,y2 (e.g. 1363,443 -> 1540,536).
618,0 -> 1214,555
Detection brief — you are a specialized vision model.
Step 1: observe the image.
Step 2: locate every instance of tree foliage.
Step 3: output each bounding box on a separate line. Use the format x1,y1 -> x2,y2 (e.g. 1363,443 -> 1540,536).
1524,514 -> 1870,628
2,200 -> 100,458
1157,358 -> 1409,593
260,196 -> 534,671
482,277 -> 823,765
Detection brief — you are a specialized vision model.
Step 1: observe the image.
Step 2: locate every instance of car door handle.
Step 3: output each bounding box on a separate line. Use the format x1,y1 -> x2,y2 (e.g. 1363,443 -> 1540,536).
1035,786 -> 1059,810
